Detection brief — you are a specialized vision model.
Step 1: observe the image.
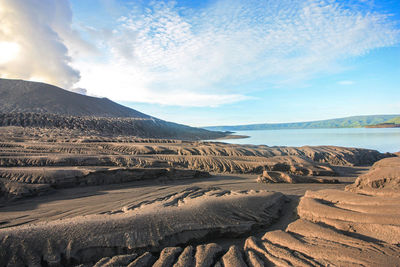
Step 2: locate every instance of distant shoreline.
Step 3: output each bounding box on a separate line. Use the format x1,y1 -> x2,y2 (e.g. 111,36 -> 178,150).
365,123 -> 400,128
204,114 -> 400,131
213,134 -> 250,140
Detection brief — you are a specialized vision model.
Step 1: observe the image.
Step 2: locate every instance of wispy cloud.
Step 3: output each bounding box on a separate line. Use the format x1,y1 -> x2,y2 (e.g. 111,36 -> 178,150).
74,60 -> 252,107
338,80 -> 355,85
1,0 -> 399,106
74,0 -> 398,106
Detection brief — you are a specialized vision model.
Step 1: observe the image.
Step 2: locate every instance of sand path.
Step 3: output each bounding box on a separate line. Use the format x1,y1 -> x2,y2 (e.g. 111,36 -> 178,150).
0,166 -> 365,230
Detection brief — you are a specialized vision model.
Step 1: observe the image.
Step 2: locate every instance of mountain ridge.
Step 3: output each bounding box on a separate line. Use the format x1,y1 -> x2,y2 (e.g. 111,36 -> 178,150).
204,114 -> 400,131
0,78 -> 227,140
0,78 -> 150,118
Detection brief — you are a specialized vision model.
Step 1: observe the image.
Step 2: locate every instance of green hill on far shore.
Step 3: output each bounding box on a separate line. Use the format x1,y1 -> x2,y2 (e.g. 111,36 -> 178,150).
386,116 -> 400,124
204,115 -> 400,131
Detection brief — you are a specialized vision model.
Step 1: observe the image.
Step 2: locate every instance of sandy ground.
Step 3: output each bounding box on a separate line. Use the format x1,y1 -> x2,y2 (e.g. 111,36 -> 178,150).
2,126 -> 396,266
0,166 -> 365,230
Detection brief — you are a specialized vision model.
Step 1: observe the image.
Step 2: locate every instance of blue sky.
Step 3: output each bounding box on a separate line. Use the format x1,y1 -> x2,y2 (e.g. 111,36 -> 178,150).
1,0 -> 399,126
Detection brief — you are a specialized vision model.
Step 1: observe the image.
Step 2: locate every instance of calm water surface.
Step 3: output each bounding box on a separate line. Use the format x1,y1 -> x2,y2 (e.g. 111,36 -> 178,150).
219,128 -> 400,153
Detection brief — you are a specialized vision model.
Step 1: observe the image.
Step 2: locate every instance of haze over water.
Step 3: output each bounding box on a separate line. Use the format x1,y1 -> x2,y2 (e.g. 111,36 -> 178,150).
222,128 -> 400,153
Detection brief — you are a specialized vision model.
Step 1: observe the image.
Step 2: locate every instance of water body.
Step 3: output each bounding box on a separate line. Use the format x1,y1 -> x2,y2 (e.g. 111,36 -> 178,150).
220,128 -> 400,153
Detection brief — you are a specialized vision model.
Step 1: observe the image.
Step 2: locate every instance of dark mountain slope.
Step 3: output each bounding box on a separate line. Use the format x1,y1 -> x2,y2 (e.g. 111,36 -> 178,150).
0,78 -> 227,140
0,78 -> 149,118
0,112 -> 229,140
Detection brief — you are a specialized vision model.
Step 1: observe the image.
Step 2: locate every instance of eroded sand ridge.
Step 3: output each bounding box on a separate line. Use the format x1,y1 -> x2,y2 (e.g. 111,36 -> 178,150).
0,126 -> 398,266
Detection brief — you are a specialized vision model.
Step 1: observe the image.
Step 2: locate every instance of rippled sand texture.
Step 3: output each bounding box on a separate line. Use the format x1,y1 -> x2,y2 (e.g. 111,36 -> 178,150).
0,126 -> 386,201
0,188 -> 287,265
87,156 -> 400,267
0,126 -> 397,266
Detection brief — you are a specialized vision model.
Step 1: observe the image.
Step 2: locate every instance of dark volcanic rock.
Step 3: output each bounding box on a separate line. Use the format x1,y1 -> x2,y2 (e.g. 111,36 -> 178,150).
0,112 -> 228,140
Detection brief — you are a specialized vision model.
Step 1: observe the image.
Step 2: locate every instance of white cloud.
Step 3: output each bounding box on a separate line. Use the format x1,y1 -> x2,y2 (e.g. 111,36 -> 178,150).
74,0 -> 398,106
75,61 -> 251,107
0,42 -> 20,64
1,0 -> 399,107
0,0 -> 90,89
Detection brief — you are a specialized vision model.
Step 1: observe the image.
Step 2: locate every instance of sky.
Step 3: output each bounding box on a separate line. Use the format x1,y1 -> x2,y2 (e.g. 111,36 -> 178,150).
0,0 -> 399,126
